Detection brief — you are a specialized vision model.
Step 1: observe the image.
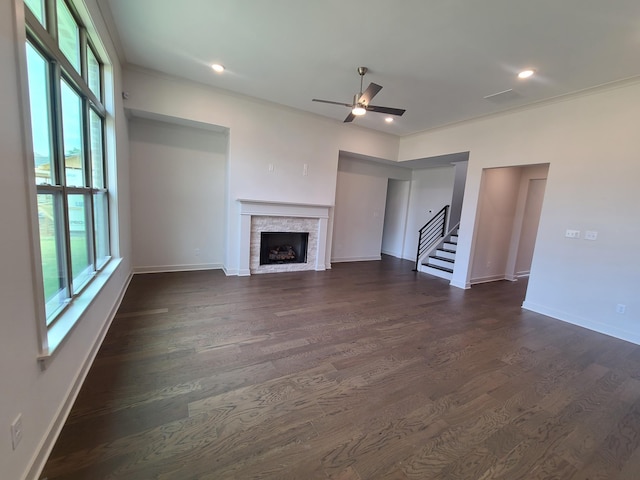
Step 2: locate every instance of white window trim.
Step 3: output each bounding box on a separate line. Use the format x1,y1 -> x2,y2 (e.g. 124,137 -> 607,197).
14,0 -> 120,366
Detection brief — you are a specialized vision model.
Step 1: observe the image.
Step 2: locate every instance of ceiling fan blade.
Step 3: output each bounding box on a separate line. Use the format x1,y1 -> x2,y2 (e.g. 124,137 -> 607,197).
312,99 -> 352,107
366,105 -> 406,116
343,112 -> 356,123
359,83 -> 382,105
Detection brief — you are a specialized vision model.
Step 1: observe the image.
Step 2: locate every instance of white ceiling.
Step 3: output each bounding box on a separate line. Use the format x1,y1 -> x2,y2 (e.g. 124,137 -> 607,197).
103,0 -> 640,136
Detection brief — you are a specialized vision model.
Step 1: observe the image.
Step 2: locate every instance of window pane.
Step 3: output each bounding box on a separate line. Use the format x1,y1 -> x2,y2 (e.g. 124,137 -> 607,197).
89,109 -> 104,188
56,0 -> 80,72
87,47 -> 101,100
94,192 -> 109,267
24,0 -> 45,26
38,193 -> 68,322
67,193 -> 93,290
61,80 -> 85,186
26,43 -> 55,185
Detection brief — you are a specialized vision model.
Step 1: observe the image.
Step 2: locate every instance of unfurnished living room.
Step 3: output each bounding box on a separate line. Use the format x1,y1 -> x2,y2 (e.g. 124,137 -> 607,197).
2,1 -> 640,479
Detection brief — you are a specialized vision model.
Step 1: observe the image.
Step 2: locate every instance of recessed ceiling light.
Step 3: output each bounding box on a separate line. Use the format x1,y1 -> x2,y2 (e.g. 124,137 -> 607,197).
211,64 -> 225,73
385,117 -> 394,123
518,69 -> 535,79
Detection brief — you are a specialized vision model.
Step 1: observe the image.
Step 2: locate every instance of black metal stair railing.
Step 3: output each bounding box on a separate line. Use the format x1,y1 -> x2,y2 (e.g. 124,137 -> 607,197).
413,205 -> 449,271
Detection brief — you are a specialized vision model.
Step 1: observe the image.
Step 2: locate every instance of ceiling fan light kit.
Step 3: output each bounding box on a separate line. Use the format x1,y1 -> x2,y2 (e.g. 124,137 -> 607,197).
312,66 -> 406,123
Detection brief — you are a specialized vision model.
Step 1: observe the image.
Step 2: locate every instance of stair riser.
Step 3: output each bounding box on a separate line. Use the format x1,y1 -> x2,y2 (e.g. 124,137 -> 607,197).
421,265 -> 453,280
443,242 -> 457,251
436,249 -> 455,260
428,257 -> 454,270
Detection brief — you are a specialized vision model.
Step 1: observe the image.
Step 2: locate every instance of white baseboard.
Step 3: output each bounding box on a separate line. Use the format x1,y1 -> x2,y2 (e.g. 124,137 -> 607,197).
505,271 -> 530,281
450,279 -> 470,289
133,263 -> 223,274
331,255 -> 382,263
522,300 -> 640,346
470,274 -> 506,285
28,270 -> 133,480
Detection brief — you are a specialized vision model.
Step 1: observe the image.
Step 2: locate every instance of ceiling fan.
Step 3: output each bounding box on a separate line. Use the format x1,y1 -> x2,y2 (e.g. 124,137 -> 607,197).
312,67 -> 406,123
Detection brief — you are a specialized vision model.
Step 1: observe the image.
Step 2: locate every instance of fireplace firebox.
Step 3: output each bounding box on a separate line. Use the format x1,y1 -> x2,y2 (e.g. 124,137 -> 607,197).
260,232 -> 309,265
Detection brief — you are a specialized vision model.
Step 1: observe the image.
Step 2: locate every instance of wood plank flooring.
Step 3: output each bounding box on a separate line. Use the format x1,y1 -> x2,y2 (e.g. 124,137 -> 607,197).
41,256 -> 640,479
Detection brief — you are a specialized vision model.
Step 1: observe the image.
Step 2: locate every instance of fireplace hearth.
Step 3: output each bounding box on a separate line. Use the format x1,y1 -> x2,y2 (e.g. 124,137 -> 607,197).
260,232 -> 309,265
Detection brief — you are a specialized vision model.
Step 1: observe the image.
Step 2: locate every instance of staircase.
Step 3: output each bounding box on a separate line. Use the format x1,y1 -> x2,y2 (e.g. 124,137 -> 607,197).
419,230 -> 458,280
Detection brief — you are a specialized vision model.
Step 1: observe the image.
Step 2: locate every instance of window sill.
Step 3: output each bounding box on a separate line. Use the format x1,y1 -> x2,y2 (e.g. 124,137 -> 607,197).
38,257 -> 123,368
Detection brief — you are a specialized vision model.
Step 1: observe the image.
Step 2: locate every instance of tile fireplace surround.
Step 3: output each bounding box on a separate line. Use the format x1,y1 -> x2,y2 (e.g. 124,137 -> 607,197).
238,199 -> 332,275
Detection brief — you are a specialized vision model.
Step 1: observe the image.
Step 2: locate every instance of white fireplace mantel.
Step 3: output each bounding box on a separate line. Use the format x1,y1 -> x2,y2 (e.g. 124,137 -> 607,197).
238,199 -> 332,276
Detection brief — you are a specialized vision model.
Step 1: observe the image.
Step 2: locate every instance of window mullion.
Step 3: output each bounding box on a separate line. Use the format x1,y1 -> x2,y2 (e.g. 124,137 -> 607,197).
50,61 -> 64,187
60,188 -> 74,297
88,192 -> 97,271
53,191 -> 69,306
81,97 -> 97,270
79,26 -> 88,84
81,97 -> 90,187
45,0 -> 57,40
50,60 -> 74,298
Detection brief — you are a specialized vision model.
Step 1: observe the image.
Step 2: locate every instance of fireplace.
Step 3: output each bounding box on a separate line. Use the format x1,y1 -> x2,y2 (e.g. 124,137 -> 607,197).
238,199 -> 332,275
260,232 -> 309,265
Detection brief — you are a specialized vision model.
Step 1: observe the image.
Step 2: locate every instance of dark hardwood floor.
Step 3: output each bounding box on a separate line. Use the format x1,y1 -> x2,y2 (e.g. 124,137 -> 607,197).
42,256 -> 640,479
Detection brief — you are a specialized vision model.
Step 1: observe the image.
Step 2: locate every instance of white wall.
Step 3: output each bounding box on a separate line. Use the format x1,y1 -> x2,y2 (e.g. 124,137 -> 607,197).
1,1 -> 132,479
515,179 -> 546,275
381,179 -> 410,258
504,164 -> 549,279
449,161 -> 468,228
403,166 -> 456,261
122,67 -> 400,275
470,167 -> 522,283
332,170 -> 389,262
332,155 -> 411,262
129,117 -> 227,272
398,81 -> 640,344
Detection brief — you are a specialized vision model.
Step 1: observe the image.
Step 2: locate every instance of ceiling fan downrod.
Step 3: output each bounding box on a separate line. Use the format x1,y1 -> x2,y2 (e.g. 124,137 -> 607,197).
357,66 -> 368,99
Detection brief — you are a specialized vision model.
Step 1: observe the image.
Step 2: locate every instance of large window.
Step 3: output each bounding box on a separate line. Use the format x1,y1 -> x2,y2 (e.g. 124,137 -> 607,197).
23,0 -> 110,330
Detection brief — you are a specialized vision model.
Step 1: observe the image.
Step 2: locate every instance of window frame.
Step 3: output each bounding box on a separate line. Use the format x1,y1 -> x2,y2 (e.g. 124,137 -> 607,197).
21,0 -> 115,361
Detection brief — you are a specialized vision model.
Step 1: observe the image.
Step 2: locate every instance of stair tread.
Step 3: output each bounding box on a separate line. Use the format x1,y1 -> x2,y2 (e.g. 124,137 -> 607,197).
430,255 -> 454,263
439,248 -> 456,253
422,263 -> 453,273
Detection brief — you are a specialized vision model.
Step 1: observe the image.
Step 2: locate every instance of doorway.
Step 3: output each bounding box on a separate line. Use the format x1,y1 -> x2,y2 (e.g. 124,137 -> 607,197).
470,164 -> 549,294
